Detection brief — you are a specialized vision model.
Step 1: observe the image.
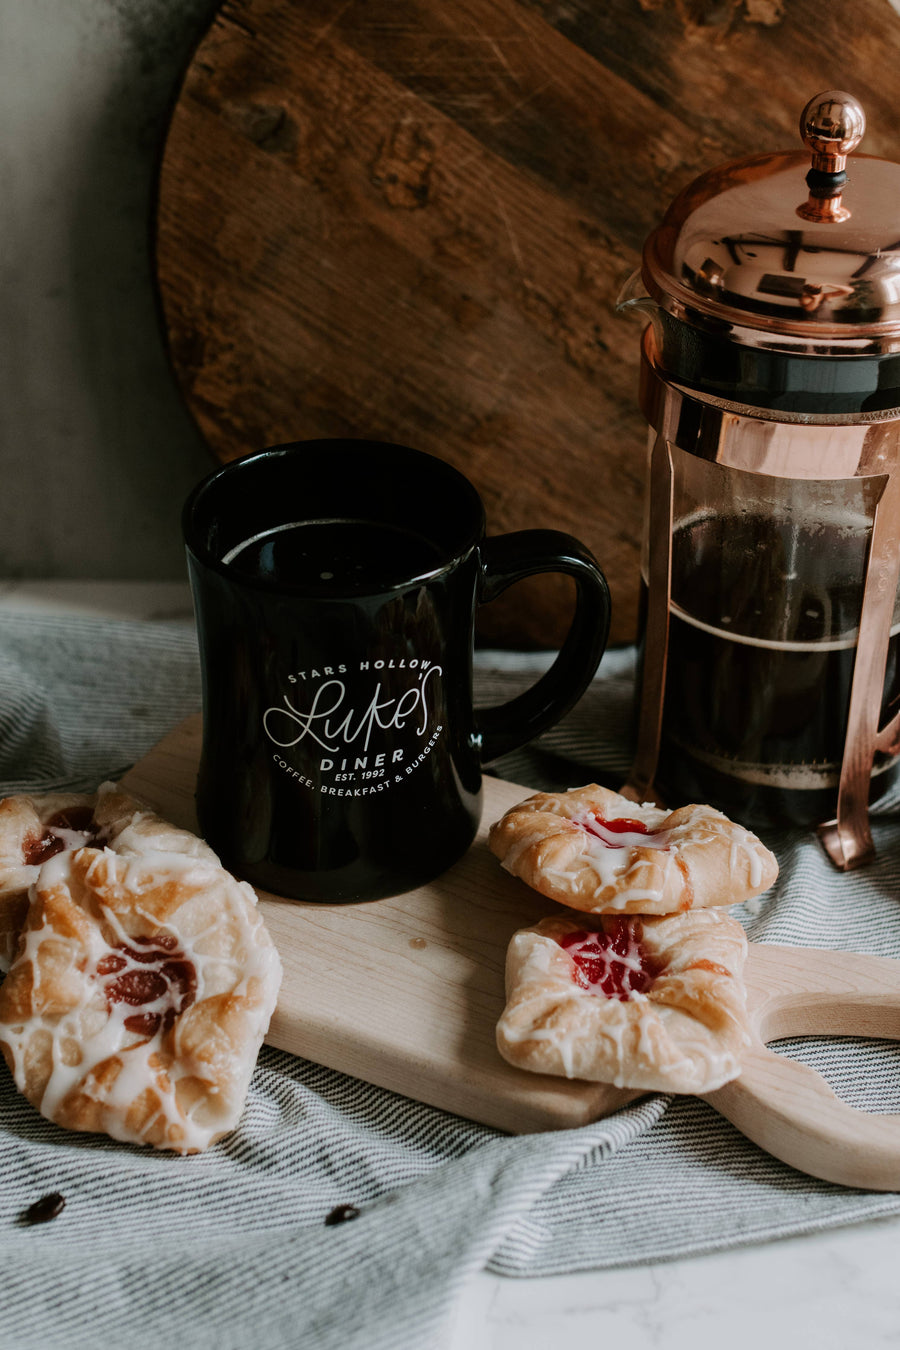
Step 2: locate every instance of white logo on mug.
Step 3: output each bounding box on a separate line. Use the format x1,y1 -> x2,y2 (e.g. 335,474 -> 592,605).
263,659 -> 444,794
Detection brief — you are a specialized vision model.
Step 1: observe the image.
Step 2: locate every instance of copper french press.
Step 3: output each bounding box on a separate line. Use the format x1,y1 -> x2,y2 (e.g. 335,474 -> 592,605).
621,91 -> 900,869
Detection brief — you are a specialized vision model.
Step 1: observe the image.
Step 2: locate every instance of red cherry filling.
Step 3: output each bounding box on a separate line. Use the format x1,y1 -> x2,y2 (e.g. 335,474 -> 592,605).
24,806 -> 104,867
559,920 -> 660,1000
579,814 -> 670,850
96,934 -> 196,1038
595,817 -> 651,835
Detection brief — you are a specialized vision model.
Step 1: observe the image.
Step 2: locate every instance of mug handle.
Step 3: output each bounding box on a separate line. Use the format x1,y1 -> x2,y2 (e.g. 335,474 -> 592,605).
474,530 -> 611,762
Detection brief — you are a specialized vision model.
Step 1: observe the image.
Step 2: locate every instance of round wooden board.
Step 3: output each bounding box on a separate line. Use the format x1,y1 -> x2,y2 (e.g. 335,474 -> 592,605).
155,0 -> 900,647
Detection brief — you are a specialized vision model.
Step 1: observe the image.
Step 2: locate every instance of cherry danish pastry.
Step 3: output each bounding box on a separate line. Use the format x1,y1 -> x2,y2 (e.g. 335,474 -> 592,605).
0,784 -> 281,1153
489,785 -> 777,916
497,909 -> 750,1093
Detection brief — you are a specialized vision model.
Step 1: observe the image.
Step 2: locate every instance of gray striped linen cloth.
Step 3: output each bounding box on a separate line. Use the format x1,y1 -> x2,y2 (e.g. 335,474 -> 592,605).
3,611 -> 900,1350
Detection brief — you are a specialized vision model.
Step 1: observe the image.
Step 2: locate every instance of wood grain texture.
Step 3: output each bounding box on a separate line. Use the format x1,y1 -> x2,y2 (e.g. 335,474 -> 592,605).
122,715 -> 900,1185
154,0 -> 900,643
155,0 -> 900,648
154,0 -> 900,646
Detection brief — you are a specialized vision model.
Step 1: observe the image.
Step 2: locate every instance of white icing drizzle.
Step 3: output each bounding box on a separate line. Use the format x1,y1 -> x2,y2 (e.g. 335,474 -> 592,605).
729,826 -> 763,889
0,846 -> 281,1153
539,822 -> 666,906
500,997 -> 586,1078
563,929 -> 650,999
561,807 -> 674,905
563,803 -> 768,906
45,823 -> 98,853
578,816 -> 672,851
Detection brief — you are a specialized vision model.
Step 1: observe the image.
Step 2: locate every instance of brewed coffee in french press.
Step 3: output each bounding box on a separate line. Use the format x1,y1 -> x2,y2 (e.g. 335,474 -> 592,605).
621,91 -> 900,869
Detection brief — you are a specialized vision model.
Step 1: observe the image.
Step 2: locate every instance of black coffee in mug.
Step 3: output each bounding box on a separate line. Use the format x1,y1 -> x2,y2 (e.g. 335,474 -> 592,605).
224,519 -> 443,588
183,440 -> 611,903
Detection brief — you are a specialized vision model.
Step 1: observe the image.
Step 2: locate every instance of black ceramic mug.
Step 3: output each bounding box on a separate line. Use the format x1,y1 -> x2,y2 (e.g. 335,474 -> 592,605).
183,440 -> 611,902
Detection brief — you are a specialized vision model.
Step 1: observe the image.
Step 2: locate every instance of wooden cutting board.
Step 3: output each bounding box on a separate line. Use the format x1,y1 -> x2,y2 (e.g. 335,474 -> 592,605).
122,716 -> 900,1187
154,0 -> 900,649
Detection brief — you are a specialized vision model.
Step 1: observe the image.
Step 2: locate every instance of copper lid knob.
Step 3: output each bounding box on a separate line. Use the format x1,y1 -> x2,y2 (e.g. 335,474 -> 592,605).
797,91 -> 865,223
799,90 -> 866,175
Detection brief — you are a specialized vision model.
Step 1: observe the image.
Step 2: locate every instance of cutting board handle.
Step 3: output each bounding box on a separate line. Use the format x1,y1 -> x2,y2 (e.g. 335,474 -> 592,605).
704,944 -> 900,1191
705,1040 -> 900,1190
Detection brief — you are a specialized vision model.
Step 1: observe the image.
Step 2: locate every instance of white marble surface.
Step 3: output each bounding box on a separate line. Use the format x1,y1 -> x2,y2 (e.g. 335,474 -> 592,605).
5,581 -> 900,1347
449,1213 -> 900,1348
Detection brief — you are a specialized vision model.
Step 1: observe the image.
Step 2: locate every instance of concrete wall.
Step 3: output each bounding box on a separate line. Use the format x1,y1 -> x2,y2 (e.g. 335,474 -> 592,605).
1,0 -> 220,581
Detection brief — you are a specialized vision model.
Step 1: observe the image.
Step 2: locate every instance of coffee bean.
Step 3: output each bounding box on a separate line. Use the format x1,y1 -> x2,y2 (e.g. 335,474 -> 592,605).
22,1192 -> 66,1224
324,1203 -> 360,1226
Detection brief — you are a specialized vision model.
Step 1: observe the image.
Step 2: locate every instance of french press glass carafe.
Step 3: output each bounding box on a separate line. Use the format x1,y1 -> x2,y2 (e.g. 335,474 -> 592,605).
622,91 -> 900,869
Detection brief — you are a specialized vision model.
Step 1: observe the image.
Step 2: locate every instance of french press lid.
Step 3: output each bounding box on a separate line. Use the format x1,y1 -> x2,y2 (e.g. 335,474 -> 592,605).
641,92 -> 900,413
